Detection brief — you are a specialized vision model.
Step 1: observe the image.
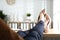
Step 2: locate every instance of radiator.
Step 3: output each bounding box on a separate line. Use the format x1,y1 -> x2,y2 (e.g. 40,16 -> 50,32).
8,22 -> 36,31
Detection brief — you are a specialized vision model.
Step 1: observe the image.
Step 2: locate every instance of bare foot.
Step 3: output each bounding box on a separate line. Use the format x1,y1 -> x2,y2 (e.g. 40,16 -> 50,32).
38,9 -> 45,22
37,9 -> 51,33
44,13 -> 51,33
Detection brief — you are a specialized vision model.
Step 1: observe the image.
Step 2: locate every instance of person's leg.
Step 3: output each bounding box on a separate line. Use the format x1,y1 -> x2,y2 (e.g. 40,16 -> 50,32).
17,20 -> 44,40
24,20 -> 44,40
17,21 -> 44,38
38,9 -> 51,33
17,11 -> 45,38
17,9 -> 45,38
17,29 -> 31,38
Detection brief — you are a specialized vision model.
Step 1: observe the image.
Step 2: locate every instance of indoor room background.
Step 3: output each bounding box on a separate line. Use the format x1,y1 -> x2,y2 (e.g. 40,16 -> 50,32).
1,0 -> 60,40
0,0 -> 53,22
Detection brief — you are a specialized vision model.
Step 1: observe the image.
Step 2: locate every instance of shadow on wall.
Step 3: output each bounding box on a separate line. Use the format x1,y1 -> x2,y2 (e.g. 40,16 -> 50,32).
51,21 -> 53,29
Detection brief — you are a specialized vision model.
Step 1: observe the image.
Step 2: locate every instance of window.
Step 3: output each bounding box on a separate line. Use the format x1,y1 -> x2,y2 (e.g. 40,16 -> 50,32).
53,0 -> 60,31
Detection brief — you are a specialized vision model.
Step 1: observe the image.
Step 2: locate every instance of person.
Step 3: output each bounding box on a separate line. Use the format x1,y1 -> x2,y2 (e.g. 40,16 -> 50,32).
17,9 -> 51,40
0,9 -> 51,40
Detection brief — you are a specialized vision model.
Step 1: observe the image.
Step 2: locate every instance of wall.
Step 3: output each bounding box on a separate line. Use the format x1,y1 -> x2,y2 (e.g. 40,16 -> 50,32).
46,0 -> 53,21
53,0 -> 60,31
0,0 -> 53,22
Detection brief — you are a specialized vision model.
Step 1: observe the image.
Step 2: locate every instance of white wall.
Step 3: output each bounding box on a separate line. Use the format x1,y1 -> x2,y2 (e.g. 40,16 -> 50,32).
46,0 -> 53,20
53,0 -> 60,31
0,0 -> 53,22
0,0 -> 25,21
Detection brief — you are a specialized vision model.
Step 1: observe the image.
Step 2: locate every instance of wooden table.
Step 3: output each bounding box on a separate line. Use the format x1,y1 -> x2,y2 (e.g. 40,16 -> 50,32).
43,29 -> 60,37
43,29 -> 60,40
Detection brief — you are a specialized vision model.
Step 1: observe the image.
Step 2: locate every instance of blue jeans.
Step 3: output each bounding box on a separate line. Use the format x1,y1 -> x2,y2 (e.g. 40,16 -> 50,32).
17,21 -> 44,40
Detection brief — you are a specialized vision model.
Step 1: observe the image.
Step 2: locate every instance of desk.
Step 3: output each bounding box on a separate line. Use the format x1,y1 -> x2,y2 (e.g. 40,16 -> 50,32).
43,29 -> 60,40
43,29 -> 60,37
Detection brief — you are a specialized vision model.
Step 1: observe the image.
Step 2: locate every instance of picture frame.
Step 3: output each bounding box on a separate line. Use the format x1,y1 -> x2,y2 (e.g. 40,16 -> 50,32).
6,0 -> 15,5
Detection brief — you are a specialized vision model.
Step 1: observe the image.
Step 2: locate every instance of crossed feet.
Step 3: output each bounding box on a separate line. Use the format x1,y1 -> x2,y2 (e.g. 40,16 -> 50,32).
38,9 -> 51,33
